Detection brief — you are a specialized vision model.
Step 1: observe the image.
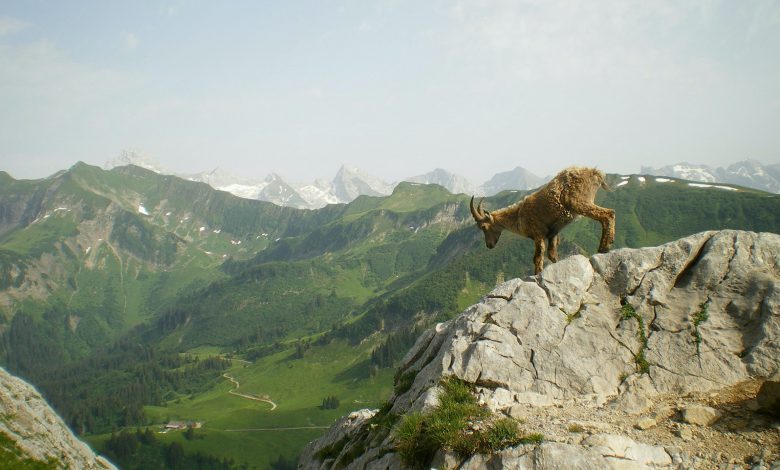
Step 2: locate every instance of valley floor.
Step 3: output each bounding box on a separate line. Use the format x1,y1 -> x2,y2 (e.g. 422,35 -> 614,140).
87,340 -> 395,468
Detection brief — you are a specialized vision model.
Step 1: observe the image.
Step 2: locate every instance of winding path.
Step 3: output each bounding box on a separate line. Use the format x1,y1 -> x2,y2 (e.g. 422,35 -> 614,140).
224,426 -> 330,432
222,373 -> 277,410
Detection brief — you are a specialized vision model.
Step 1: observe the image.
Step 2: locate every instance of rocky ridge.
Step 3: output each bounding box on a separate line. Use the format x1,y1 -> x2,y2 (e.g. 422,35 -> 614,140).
0,367 -> 116,469
300,230 -> 780,469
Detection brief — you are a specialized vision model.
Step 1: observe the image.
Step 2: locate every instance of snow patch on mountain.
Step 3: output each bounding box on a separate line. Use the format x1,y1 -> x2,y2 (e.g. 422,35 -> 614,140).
643,160 -> 780,193
688,183 -> 738,191
106,150 -> 776,209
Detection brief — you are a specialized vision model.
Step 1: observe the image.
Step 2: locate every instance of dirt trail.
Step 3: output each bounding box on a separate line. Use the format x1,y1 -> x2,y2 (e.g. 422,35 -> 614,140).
224,426 -> 330,432
222,373 -> 277,411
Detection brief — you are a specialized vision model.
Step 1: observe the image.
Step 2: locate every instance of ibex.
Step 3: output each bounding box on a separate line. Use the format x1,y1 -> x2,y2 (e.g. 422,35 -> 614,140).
470,167 -> 615,274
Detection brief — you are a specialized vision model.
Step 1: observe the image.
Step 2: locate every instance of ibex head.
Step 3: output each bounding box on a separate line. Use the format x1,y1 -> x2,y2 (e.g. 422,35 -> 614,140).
470,196 -> 502,249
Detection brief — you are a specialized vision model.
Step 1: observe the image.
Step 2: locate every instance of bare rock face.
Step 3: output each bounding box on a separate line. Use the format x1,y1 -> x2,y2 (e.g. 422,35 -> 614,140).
0,367 -> 116,469
757,381 -> 780,417
300,230 -> 780,469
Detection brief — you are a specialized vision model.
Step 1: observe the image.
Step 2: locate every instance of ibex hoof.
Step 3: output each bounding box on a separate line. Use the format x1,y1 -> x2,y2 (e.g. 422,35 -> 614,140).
598,246 -> 610,254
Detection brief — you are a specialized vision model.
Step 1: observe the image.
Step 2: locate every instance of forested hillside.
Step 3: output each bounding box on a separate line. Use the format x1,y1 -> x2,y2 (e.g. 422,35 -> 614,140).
1,166 -> 778,468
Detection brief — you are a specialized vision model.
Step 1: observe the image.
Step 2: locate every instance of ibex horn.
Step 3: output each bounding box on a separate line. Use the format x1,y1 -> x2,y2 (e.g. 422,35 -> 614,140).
470,196 -> 488,221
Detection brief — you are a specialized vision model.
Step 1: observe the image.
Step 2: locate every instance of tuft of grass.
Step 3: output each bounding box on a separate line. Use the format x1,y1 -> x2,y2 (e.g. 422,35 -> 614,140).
394,412 -> 438,467
0,432 -> 59,470
634,349 -> 650,374
520,433 -> 544,445
567,423 -> 585,433
368,401 -> 399,432
621,300 -> 650,374
483,418 -> 524,449
394,377 -> 534,468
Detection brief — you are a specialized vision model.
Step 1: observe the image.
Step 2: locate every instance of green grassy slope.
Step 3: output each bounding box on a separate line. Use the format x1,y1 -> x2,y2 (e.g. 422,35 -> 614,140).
2,167 -> 779,468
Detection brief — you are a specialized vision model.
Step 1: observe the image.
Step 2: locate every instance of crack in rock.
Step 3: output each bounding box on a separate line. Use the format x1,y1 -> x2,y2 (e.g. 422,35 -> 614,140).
652,362 -> 728,387
534,278 -> 554,306
608,331 -> 638,361
647,305 -> 660,340
673,233 -> 715,288
628,258 -> 665,297
530,349 -> 539,379
487,294 -> 513,301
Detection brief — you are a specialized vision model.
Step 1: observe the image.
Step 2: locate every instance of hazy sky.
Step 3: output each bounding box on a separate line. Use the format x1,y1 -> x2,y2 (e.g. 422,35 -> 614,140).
1,1 -> 779,184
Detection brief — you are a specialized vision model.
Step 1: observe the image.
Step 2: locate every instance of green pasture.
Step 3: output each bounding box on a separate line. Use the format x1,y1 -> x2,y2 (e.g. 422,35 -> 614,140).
136,340 -> 395,467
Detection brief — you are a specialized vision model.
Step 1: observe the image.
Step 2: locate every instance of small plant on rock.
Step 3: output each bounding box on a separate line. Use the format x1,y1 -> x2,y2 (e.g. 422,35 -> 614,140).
691,302 -> 710,356
368,400 -> 398,430
621,300 -> 650,374
568,423 -> 585,433
394,376 -> 537,469
520,433 -> 544,445
395,412 -> 436,466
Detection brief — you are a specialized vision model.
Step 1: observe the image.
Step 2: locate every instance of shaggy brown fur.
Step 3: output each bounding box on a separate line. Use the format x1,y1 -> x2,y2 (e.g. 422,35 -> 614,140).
470,167 -> 615,274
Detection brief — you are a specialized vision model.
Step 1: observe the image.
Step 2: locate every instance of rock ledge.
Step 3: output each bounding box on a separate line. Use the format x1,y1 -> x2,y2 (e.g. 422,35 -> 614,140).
301,230 -> 780,469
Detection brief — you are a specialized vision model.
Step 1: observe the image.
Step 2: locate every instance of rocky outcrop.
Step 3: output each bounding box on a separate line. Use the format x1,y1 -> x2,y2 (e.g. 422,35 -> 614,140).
0,367 -> 116,469
300,230 -> 780,469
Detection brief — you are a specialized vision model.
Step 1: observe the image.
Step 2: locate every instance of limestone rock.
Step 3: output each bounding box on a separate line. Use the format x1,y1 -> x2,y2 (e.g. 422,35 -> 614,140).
0,367 -> 116,469
757,381 -> 780,417
682,405 -> 722,426
297,409 -> 382,470
583,434 -> 672,467
453,437 -> 672,470
300,230 -> 780,469
635,417 -> 657,430
677,428 -> 694,441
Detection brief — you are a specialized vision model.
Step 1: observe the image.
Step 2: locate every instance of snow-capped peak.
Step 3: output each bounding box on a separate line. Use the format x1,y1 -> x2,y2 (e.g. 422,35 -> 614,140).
405,168 -> 479,195
104,150 -> 168,174
642,160 -> 779,194
480,166 -> 546,195
332,164 -> 394,202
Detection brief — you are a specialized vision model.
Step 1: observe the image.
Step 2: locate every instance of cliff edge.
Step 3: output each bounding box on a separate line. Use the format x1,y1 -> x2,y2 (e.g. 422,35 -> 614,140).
300,230 -> 780,469
0,367 -> 116,469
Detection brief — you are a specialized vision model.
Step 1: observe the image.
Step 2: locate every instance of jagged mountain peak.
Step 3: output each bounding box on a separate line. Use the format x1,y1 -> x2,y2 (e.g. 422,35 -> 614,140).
332,164 -> 394,202
264,172 -> 285,182
301,230 -> 780,469
405,168 -> 478,196
103,149 -> 167,174
481,166 -> 545,195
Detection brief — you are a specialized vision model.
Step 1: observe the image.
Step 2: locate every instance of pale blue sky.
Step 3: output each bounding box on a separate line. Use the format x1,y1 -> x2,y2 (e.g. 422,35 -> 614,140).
1,1 -> 779,183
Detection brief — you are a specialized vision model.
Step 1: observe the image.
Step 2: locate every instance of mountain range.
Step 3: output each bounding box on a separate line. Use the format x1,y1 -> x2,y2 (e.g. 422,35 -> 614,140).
105,151 -> 552,209
641,160 -> 780,194
2,161 -> 780,468
106,152 -> 780,209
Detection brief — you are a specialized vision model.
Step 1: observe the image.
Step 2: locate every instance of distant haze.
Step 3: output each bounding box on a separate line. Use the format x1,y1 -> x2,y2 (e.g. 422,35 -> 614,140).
1,1 -> 779,183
